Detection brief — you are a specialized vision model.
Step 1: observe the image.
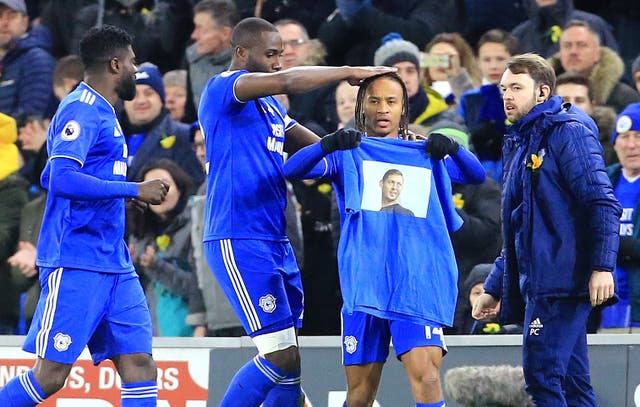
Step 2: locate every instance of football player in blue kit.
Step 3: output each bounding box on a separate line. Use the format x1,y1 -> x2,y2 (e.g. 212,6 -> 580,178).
197,17 -> 395,407
0,25 -> 170,407
283,72 -> 486,407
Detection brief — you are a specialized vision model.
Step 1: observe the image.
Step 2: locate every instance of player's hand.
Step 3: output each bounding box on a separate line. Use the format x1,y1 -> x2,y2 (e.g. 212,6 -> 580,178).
472,293 -> 500,322
321,128 -> 361,153
426,132 -> 459,160
137,179 -> 170,205
346,66 -> 398,86
589,270 -> 615,307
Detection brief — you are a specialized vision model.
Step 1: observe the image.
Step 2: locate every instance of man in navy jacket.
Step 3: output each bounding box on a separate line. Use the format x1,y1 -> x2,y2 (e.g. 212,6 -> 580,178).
473,53 -> 620,406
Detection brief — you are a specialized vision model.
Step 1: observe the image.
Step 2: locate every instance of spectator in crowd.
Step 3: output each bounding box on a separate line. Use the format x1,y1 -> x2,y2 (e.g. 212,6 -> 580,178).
275,18 -> 338,134
334,80 -> 359,129
128,158 -> 206,337
52,55 -> 84,102
163,70 -> 188,123
0,0 -> 56,119
512,0 -> 618,58
18,55 -> 84,199
0,113 -> 29,334
457,264 -> 523,335
473,53 -> 620,406
423,33 -> 482,106
318,0 -> 459,66
373,33 -> 463,129
40,0 -> 93,58
69,0 -> 193,73
555,72 -> 618,165
632,55 -> 640,94
7,190 -> 46,333
184,0 -> 239,123
600,103 -> 640,332
283,71 -> 485,407
121,62 -> 203,185
188,125 -> 244,336
548,20 -> 640,113
459,29 -> 518,181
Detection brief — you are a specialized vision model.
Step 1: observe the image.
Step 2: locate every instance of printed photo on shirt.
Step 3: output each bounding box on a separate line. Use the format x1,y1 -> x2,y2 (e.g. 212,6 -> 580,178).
361,160 -> 431,218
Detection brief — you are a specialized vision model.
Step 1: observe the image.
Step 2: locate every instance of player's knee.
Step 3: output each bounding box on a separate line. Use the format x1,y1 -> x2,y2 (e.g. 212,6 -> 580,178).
32,360 -> 73,395
254,327 -> 300,373
263,345 -> 300,374
113,353 -> 157,383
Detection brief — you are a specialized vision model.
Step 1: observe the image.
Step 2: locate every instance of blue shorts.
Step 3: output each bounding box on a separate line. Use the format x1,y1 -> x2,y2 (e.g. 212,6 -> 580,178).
341,309 -> 447,365
204,239 -> 303,336
23,267 -> 152,365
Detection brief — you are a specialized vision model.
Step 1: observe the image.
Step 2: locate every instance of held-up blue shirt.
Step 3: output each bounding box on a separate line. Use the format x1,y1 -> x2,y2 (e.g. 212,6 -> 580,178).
198,70 -> 298,242
285,137 -> 485,326
37,82 -> 137,273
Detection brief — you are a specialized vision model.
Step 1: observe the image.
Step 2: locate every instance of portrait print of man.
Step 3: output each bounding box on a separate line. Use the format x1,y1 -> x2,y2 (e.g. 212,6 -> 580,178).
379,169 -> 415,216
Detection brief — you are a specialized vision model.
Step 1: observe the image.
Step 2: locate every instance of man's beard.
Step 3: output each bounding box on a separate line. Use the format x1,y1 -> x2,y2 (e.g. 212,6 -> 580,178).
117,75 -> 137,101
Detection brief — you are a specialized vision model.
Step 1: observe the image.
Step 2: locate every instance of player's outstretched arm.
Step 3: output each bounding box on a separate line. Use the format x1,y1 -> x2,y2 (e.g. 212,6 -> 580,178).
284,128 -> 360,180
234,66 -> 396,102
426,133 -> 485,185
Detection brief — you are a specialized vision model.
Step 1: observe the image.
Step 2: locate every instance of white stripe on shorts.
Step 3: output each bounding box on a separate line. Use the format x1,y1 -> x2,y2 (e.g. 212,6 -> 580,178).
36,267 -> 63,358
220,239 -> 261,332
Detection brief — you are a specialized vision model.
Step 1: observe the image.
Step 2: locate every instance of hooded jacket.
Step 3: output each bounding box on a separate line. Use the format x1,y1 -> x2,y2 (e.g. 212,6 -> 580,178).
512,0 -> 618,57
548,47 -> 640,113
0,25 -> 56,118
484,96 -> 621,324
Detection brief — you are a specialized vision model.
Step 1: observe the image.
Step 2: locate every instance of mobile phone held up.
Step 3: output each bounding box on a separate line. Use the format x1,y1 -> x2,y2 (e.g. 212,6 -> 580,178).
420,52 -> 450,68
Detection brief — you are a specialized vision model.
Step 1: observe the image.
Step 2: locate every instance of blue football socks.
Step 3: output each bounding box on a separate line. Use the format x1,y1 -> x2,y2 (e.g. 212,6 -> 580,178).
121,381 -> 158,406
0,370 -> 47,406
219,355 -> 286,407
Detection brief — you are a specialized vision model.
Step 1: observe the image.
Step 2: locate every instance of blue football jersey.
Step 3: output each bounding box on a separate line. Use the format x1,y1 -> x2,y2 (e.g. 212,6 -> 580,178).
37,82 -> 133,273
317,137 -> 462,326
198,70 -> 298,242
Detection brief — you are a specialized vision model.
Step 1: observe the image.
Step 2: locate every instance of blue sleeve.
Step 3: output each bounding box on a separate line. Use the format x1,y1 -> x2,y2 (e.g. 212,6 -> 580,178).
283,142 -> 333,179
555,122 -> 621,272
445,147 -> 486,185
48,101 -> 99,166
48,157 -> 138,200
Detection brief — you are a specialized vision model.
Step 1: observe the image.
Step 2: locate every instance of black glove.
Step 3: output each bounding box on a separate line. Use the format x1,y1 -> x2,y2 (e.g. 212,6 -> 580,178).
321,128 -> 361,153
426,132 -> 459,160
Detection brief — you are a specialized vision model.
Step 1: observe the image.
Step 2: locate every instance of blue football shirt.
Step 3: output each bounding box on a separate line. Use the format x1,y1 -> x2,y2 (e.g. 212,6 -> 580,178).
198,70 -> 298,242
37,82 -> 134,273
313,137 -> 462,326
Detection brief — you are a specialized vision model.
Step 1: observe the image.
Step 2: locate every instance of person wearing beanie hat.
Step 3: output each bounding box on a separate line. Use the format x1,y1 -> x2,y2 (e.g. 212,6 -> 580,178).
135,62 -> 165,103
122,62 -> 204,186
373,32 -> 463,130
603,102 -> 640,331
